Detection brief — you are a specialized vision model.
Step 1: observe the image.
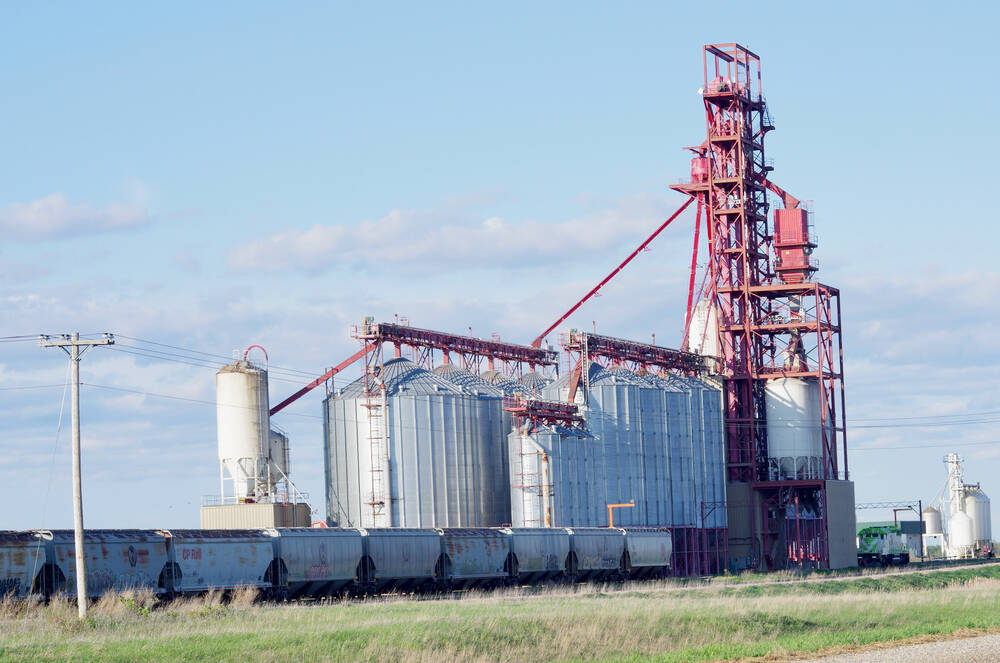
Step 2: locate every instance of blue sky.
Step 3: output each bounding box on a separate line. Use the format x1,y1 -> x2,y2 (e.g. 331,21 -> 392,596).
2,2 -> 998,533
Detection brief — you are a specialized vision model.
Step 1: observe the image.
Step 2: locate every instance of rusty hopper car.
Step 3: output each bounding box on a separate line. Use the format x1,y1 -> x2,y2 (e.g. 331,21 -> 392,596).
0,531 -> 49,598
47,529 -> 172,597
160,529 -> 273,595
438,528 -> 510,588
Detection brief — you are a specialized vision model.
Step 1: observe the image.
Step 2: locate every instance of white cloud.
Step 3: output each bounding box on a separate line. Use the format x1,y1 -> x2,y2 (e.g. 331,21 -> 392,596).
0,192 -> 150,240
228,193 -> 682,274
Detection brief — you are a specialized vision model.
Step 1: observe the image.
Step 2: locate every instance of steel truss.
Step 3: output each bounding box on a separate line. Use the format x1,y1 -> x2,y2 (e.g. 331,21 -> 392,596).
671,43 -> 848,570
352,318 -> 559,377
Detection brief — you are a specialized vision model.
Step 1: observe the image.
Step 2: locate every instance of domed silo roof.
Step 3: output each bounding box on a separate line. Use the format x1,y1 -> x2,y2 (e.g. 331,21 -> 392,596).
520,371 -> 553,392
433,364 -> 505,397
338,357 -> 463,398
480,370 -> 530,396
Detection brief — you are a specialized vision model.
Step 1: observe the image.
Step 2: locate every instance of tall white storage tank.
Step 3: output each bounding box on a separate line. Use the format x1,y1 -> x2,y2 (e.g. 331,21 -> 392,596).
964,489 -> 991,547
764,378 -> 823,480
948,511 -> 974,556
922,506 -> 942,536
687,299 -> 719,358
216,360 -> 270,499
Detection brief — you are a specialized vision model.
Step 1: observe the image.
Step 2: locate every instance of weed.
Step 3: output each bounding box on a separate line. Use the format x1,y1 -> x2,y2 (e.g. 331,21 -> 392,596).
1,563 -> 999,662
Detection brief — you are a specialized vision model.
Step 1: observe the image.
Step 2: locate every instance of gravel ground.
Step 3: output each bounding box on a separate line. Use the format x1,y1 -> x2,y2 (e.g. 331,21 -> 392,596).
796,633 -> 1000,662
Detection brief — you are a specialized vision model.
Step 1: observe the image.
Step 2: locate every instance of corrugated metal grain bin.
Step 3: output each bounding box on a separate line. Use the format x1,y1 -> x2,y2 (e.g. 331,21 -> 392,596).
569,527 -> 626,581
161,529 -> 273,593
509,423 -> 596,527
623,528 -> 672,579
325,358 -> 506,528
438,528 -> 509,586
434,364 -> 511,527
266,528 -> 363,598
0,531 -> 48,598
504,528 -> 570,583
360,528 -> 441,592
49,529 -> 172,597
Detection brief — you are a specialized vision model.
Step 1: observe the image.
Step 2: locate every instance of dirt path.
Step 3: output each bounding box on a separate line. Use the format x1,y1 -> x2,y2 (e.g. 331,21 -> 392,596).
788,631 -> 1000,662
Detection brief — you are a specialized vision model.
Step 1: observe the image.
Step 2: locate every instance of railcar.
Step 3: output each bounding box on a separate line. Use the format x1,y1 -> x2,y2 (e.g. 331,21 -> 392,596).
266,527 -> 363,599
5,525 -> 674,601
504,527 -> 570,584
360,528 -> 442,593
567,528 -> 628,582
160,529 -> 273,596
0,531 -> 49,598
622,527 -> 673,580
438,528 -> 509,589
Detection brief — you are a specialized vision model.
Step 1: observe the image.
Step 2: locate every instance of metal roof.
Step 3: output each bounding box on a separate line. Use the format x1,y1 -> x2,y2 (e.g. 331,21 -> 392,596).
520,371 -> 553,391
480,370 -> 530,396
603,366 -> 653,387
433,364 -> 505,397
338,358 -> 464,398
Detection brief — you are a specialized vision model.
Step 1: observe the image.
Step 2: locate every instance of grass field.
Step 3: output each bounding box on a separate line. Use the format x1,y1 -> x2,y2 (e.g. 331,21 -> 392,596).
2,564 -> 1000,663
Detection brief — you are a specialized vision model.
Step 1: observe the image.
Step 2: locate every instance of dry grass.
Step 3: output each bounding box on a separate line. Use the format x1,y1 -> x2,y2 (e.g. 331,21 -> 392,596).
1,565 -> 1000,662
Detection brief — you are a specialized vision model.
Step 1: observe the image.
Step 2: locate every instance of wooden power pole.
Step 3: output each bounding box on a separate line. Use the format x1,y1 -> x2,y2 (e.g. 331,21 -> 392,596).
39,332 -> 114,619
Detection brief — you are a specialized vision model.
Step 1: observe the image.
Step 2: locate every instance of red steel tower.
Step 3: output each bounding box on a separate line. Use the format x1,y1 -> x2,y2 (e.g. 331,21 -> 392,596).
672,44 -> 852,570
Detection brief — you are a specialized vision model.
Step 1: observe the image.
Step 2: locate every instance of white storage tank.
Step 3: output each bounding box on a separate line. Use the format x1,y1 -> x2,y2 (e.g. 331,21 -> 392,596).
764,378 -> 823,480
948,511 -> 974,555
964,488 -> 991,547
686,299 -> 719,358
216,360 -> 270,500
922,506 -> 942,536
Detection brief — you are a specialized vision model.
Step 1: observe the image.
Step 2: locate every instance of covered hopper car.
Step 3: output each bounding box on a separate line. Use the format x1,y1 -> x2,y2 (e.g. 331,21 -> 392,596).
1,526 -> 672,601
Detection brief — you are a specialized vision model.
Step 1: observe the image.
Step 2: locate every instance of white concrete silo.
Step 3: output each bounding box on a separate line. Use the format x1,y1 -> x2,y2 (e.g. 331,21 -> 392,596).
922,506 -> 942,535
964,488 -> 992,548
216,359 -> 270,500
948,511 -> 974,557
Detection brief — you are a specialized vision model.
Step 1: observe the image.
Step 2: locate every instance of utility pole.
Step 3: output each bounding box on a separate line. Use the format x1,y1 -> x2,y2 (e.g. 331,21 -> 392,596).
39,332 -> 114,619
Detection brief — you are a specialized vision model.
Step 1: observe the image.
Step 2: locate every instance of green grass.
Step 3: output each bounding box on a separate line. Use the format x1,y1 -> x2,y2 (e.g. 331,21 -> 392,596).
2,565 -> 1000,663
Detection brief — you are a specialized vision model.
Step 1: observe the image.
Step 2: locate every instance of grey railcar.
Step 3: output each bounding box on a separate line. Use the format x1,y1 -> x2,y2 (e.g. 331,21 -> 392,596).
569,527 -> 627,582
360,528 -> 442,593
504,527 -> 570,584
623,527 -> 673,579
438,528 -> 509,588
266,527 -> 363,598
159,529 -> 273,595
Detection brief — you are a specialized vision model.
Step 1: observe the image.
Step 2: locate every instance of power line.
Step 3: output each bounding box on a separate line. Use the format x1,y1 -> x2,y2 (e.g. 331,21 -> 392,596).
850,409 -> 1000,422
851,440 -> 999,451
106,343 -> 325,385
81,382 -> 323,419
115,334 -> 319,378
0,383 -> 68,391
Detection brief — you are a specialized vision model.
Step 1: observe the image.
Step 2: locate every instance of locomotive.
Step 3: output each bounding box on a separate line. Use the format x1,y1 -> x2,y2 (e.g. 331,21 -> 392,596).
856,525 -> 910,567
